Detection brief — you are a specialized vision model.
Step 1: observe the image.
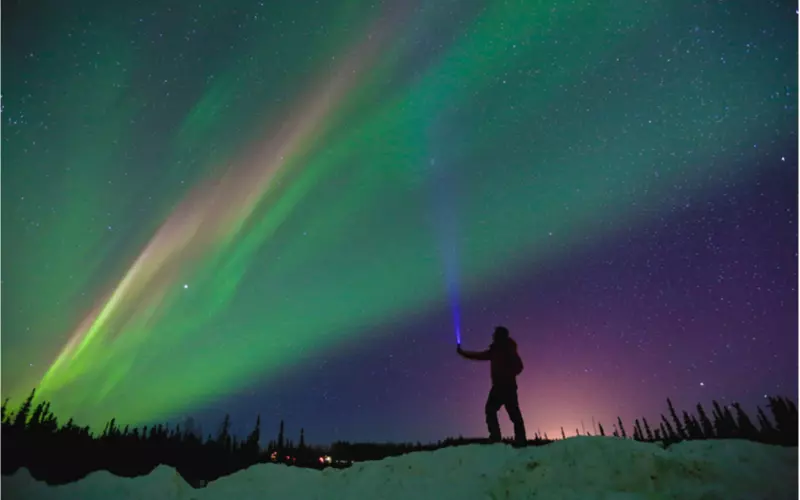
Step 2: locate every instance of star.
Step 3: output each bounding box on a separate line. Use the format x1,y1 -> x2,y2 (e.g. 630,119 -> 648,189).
3,0 -> 794,446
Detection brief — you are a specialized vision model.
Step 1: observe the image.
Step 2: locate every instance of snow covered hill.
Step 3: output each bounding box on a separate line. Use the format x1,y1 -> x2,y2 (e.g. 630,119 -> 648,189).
3,437 -> 797,499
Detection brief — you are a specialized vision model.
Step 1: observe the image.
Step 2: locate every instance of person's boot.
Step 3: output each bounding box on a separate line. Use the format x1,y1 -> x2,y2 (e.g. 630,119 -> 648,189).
512,422 -> 527,448
486,412 -> 502,444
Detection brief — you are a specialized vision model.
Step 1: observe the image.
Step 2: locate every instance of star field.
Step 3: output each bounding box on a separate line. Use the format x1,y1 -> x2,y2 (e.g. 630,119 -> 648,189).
2,0 -> 797,443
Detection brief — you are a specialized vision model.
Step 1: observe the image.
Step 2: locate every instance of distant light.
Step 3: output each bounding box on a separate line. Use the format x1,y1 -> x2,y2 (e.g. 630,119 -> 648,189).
183,284 -> 189,289
699,382 -> 704,387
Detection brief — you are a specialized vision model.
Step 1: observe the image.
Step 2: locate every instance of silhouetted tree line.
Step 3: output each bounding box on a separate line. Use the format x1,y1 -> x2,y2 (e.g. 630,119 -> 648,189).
1,390 -> 327,487
560,396 -> 797,448
2,390 -> 796,488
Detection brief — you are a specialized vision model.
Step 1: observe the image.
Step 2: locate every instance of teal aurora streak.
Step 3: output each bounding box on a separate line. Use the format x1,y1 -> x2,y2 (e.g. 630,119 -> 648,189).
2,0 -> 795,428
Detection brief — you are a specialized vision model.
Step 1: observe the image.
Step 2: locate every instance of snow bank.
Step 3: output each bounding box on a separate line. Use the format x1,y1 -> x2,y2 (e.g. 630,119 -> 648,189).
3,437 -> 797,499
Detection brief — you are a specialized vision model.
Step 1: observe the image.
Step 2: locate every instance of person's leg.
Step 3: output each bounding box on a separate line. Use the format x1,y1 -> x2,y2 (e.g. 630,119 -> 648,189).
504,386 -> 527,445
484,386 -> 503,441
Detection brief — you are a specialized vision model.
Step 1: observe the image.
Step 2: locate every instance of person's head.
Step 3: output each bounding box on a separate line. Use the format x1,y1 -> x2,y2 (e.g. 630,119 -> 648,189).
493,326 -> 510,342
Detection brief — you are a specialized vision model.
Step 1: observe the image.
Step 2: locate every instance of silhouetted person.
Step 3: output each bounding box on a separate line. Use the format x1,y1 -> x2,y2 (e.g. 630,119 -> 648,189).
457,326 -> 527,445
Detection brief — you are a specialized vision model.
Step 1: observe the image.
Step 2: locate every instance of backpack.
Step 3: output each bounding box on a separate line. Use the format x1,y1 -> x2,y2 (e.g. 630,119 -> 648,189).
512,353 -> 524,376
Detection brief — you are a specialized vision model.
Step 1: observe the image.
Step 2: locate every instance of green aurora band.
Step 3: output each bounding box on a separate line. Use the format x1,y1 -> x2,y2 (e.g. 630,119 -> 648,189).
4,0 -> 793,427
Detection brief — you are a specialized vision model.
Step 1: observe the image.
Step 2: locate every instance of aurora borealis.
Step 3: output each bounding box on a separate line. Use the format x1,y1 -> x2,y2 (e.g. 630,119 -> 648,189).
3,0 -> 797,443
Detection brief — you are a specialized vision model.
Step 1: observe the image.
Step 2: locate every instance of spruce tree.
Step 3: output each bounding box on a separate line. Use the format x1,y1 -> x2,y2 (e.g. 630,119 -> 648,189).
40,403 -> 58,433
13,389 -> 35,429
732,403 -> 758,439
690,415 -> 703,438
633,419 -> 644,441
245,415 -> 261,459
696,404 -> 715,438
27,402 -> 45,432
756,406 -> 775,436
617,417 -> 627,439
642,418 -> 654,441
667,399 -> 686,439
217,414 -> 232,451
682,411 -> 701,439
660,415 -> 676,441
768,397 -> 798,444
711,401 -> 728,437
722,405 -> 739,438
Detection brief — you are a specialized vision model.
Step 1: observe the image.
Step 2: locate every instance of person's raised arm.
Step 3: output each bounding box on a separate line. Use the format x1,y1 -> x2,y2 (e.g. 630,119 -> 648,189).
456,344 -> 491,361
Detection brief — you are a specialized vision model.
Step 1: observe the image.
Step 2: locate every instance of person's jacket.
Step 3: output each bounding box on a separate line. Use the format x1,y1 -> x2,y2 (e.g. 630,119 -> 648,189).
459,337 -> 524,385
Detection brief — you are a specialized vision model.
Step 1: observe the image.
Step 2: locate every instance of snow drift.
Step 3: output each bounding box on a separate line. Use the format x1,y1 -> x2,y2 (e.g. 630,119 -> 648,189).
3,437 -> 797,499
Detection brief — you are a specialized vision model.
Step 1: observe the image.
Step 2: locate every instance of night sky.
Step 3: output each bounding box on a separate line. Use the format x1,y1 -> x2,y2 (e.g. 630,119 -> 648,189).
3,0 -> 797,445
